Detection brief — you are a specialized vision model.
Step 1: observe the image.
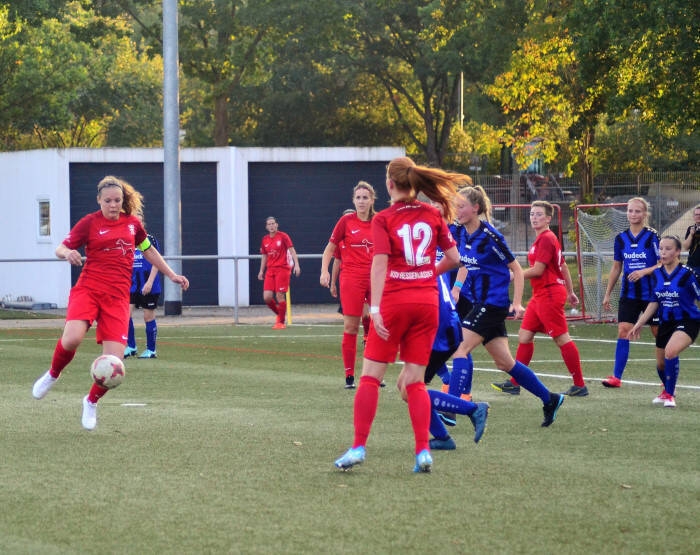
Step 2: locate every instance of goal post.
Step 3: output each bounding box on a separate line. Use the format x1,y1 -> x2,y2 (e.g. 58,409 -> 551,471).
574,203 -> 628,322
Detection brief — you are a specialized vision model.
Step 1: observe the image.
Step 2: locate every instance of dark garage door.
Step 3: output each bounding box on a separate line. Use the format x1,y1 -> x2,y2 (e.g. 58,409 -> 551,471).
68,162 -> 218,305
248,161 -> 391,305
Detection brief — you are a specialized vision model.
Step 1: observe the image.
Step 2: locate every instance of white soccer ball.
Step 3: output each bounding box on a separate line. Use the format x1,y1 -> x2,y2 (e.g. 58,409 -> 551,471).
90,354 -> 125,389
570,308 -> 580,316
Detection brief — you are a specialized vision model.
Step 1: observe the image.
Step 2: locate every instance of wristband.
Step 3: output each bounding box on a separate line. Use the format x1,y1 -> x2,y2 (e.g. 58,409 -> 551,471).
369,306 -> 380,314
453,280 -> 463,289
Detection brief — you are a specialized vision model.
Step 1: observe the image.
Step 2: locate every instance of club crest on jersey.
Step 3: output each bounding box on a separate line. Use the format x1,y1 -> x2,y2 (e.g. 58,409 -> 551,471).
128,224 -> 136,235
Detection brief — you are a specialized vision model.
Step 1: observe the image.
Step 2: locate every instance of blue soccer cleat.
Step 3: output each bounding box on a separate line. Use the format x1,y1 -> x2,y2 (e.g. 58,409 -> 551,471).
469,402 -> 490,444
124,346 -> 138,358
334,446 -> 366,470
429,436 -> 456,450
138,349 -> 157,359
413,449 -> 433,473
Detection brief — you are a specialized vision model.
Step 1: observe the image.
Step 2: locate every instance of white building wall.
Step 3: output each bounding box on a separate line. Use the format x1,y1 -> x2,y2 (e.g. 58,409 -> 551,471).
0,146 -> 403,308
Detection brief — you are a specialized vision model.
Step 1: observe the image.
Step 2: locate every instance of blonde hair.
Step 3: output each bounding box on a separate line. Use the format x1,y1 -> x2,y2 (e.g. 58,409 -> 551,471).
628,197 -> 650,226
97,176 -> 143,216
353,180 -> 377,219
457,185 -> 492,223
386,157 -> 471,223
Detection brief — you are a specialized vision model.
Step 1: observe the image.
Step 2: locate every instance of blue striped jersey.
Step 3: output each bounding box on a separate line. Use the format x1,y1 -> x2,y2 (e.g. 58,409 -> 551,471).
613,227 -> 659,301
130,234 -> 162,294
461,220 -> 515,308
651,264 -> 700,323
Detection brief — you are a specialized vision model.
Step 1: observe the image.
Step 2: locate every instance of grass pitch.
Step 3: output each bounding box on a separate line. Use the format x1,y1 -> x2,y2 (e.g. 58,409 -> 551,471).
0,320 -> 698,554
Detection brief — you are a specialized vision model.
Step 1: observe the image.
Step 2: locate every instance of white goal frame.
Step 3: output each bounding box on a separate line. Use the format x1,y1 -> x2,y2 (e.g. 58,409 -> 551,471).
574,203 -> 628,322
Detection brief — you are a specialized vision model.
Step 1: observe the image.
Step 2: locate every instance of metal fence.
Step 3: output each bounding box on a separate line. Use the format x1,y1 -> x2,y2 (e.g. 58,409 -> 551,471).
473,171 -> 699,251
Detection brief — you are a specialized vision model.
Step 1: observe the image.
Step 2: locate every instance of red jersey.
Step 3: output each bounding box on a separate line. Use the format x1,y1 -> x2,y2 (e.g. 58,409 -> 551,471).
63,211 -> 148,297
528,229 -> 566,293
372,200 -> 455,301
260,231 -> 294,269
329,213 -> 373,276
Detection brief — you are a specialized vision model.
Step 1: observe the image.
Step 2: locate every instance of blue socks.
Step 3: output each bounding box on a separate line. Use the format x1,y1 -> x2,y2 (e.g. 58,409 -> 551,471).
127,318 -> 136,349
428,390 -> 478,416
449,355 -> 473,396
613,339 -> 630,379
436,363 -> 450,385
146,320 -> 157,352
664,357 -> 679,396
427,390 -> 478,440
508,361 -> 550,403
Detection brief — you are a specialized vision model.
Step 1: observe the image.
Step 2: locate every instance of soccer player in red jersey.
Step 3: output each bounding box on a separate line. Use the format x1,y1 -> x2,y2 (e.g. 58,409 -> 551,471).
320,182 -> 377,389
32,176 -> 190,430
334,156 -> 462,473
492,200 -> 588,396
258,216 -> 301,329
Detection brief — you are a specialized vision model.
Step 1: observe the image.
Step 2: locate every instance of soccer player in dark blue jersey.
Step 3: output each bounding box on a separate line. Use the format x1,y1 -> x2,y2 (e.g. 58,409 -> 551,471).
602,198 -> 660,387
451,186 -> 565,427
628,236 -> 700,407
125,213 -> 162,359
424,271 -> 489,447
421,196 -> 489,448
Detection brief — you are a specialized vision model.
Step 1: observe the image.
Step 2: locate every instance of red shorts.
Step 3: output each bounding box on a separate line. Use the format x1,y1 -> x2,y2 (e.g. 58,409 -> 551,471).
339,273 -> 370,317
521,285 -> 569,338
264,267 -> 291,293
66,285 -> 130,344
364,302 -> 438,366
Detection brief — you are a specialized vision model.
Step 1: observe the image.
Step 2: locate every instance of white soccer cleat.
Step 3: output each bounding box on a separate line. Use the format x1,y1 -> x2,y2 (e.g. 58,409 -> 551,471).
81,396 -> 97,430
32,371 -> 57,399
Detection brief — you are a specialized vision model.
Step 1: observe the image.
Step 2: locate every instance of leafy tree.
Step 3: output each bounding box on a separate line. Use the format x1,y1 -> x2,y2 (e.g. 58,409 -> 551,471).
341,0 -> 526,166
0,1 -> 162,149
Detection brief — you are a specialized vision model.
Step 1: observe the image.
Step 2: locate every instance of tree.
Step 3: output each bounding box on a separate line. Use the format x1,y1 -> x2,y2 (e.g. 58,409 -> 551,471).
0,2 -> 163,149
342,0 -> 526,166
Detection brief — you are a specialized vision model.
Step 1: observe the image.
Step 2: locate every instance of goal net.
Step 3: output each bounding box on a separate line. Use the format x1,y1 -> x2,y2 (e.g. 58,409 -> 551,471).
574,203 -> 628,321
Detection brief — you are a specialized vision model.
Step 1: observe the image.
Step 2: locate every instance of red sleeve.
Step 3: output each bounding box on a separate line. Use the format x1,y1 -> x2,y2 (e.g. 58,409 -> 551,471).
62,213 -> 94,250
371,213 -> 391,255
437,216 -> 456,252
329,216 -> 347,245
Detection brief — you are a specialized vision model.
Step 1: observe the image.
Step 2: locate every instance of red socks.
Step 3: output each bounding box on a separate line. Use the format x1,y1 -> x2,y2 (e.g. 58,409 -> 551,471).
405,382 -> 430,454
49,339 -> 76,378
560,341 -> 585,387
277,300 -> 287,323
352,377 -> 431,454
265,299 -> 278,315
512,342 -> 535,386
352,376 -> 381,448
341,333 -> 357,378
87,382 -> 109,404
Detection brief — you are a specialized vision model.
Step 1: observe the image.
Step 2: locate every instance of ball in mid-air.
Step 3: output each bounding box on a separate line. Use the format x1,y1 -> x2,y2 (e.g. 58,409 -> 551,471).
90,354 -> 125,389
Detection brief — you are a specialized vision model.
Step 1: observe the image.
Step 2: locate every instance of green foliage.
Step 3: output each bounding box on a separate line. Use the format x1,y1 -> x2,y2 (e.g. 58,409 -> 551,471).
0,0 -> 696,175
0,1 -> 162,148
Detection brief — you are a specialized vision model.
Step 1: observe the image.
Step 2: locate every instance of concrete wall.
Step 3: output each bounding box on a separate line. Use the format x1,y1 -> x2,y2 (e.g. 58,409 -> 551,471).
0,146 -> 403,308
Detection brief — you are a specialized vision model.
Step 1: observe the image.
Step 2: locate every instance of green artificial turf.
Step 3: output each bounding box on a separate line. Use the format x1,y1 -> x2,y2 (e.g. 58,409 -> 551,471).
1,321 -> 697,554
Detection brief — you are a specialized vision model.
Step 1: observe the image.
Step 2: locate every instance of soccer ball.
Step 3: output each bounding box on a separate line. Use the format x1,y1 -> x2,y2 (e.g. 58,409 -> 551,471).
90,354 -> 125,389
